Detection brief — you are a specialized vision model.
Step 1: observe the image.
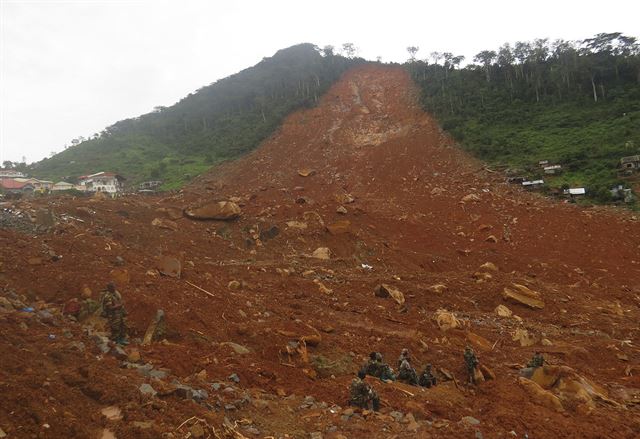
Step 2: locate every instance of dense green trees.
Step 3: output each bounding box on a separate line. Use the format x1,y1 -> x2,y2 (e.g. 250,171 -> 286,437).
409,32 -> 640,204
33,44 -> 362,188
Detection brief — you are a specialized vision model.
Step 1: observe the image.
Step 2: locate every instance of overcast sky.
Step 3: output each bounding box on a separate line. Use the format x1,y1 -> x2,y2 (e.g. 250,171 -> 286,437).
1,0 -> 638,164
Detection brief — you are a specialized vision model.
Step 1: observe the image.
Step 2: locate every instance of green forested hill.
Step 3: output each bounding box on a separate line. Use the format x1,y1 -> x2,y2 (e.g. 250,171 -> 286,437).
32,44 -> 361,188
409,32 -> 640,204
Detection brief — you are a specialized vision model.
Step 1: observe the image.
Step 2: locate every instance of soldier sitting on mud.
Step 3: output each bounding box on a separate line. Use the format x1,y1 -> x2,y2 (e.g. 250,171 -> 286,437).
418,364 -> 437,388
397,348 -> 411,369
349,371 -> 380,411
100,282 -> 127,345
527,352 -> 544,368
359,352 -> 396,381
464,346 -> 480,385
397,358 -> 418,385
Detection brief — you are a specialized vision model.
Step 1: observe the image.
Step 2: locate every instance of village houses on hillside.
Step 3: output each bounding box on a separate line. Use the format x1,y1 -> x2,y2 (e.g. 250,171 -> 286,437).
0,169 -> 124,197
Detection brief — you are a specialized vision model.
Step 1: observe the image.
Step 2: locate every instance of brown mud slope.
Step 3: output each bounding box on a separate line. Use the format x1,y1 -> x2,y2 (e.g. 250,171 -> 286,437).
2,65 -> 640,438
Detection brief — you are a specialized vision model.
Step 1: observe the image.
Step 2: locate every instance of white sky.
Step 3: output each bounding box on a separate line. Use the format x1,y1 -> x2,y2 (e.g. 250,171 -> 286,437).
1,0 -> 638,164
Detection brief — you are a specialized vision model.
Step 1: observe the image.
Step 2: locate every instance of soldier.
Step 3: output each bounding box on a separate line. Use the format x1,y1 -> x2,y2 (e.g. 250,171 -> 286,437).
418,364 -> 437,388
527,352 -> 544,368
397,348 -> 411,369
349,371 -> 380,411
100,282 -> 127,344
397,358 -> 418,385
376,352 -> 396,382
464,346 -> 479,385
360,352 -> 381,377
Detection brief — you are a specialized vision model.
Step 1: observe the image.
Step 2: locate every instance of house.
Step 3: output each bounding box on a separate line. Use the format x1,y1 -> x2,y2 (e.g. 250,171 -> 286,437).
77,172 -> 125,196
138,180 -> 163,191
543,164 -> 562,175
522,179 -> 544,190
0,169 -> 26,179
0,178 -> 34,194
13,178 -> 53,193
563,188 -> 586,196
52,181 -> 74,192
619,155 -> 640,175
538,160 -> 549,167
610,185 -> 635,203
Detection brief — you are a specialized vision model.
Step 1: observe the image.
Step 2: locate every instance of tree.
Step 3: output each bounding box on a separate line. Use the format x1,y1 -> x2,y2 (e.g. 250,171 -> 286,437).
321,45 -> 335,57
342,43 -> 356,58
2,160 -> 13,169
474,50 -> 497,82
406,46 -> 419,62
430,51 -> 443,65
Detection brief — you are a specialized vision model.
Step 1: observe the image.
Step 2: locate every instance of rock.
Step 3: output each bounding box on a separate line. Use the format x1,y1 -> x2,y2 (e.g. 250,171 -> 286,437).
336,206 -> 348,214
259,225 -> 280,241
466,332 -> 492,351
184,201 -> 241,221
228,373 -> 241,383
310,432 -> 323,439
461,194 -> 480,203
429,284 -> 447,293
109,268 -> 130,285
81,286 -> 93,298
112,345 -> 128,360
127,349 -> 141,363
311,247 -> 331,260
373,284 -> 405,305
494,304 -> 512,317
461,416 -> 480,426
541,338 -> 553,346
139,383 -> 157,397
190,423 -> 206,438
157,256 -> 181,278
335,193 -> 355,204
503,285 -> 544,309
228,280 -> 241,290
435,309 -> 460,331
151,217 -> 178,231
480,262 -> 498,272
132,421 -> 153,429
479,364 -> 496,380
326,220 -> 351,235
286,221 -> 307,230
512,328 -> 537,347
518,377 -> 564,412
222,342 -> 250,355
157,207 -> 183,220
472,271 -> 492,281
298,169 -> 315,177
100,429 -> 116,439
389,411 -> 404,422
101,406 -> 122,421
142,309 -> 166,345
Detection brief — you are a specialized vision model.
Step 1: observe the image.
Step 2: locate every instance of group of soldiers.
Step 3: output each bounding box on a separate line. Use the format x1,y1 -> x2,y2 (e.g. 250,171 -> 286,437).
350,347 -> 547,410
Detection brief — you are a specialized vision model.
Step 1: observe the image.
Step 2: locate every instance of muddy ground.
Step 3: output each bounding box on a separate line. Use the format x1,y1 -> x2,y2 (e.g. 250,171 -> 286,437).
1,65 -> 640,438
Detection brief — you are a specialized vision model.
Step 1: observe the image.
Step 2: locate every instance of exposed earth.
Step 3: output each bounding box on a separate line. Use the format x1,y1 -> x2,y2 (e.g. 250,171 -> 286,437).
1,65 -> 640,438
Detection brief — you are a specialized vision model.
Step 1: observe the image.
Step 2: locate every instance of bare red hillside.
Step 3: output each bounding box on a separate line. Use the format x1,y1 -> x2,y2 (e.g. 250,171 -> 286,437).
1,65 -> 639,438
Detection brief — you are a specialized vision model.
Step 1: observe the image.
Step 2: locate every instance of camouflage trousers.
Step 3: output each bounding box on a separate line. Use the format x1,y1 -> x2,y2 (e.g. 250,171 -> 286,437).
107,310 -> 126,341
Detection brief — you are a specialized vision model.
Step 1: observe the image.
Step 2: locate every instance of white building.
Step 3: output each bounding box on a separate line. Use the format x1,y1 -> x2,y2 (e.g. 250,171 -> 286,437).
0,169 -> 26,179
77,172 -> 124,195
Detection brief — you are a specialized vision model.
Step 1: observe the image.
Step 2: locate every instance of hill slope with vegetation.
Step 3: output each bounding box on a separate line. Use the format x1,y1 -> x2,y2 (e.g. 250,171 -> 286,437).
31,44 -> 362,189
408,32 -> 640,204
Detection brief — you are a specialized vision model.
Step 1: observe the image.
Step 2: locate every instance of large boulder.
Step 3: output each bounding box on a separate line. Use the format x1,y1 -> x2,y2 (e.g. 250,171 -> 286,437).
184,201 -> 241,221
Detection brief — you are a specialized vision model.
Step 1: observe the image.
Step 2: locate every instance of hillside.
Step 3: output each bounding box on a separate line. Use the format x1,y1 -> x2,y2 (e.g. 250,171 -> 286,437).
410,32 -> 640,204
2,65 -> 640,438
31,44 -> 362,189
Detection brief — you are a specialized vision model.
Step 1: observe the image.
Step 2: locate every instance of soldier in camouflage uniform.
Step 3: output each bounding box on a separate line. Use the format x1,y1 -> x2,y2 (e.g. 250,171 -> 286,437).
360,352 -> 381,377
527,352 -> 544,368
397,348 -> 411,369
100,282 -> 127,344
418,364 -> 437,388
397,358 -> 418,385
375,352 -> 396,381
464,346 -> 479,385
349,371 -> 380,411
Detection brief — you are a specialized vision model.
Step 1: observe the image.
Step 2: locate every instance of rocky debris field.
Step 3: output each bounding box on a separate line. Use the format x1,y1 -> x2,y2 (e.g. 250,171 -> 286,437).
2,65 -> 640,438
